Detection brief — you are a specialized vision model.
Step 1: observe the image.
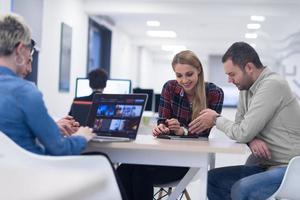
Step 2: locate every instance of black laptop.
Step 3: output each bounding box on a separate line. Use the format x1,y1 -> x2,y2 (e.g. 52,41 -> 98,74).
87,93 -> 148,142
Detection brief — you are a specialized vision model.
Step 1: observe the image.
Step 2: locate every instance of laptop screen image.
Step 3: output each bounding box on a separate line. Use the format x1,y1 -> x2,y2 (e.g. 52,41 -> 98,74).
87,94 -> 147,139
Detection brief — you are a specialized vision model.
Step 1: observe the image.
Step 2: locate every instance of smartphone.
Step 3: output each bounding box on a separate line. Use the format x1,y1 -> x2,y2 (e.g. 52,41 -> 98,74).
157,118 -> 167,126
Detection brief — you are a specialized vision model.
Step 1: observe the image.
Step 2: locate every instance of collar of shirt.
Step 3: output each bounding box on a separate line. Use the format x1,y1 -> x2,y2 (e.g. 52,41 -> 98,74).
0,66 -> 17,77
249,67 -> 271,94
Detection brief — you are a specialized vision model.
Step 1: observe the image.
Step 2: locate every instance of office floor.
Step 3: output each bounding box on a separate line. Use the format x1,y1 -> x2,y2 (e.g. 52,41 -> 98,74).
141,108 -> 251,200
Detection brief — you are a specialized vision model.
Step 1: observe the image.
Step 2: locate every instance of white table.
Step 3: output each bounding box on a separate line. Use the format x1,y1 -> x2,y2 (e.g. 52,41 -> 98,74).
86,134 -> 246,199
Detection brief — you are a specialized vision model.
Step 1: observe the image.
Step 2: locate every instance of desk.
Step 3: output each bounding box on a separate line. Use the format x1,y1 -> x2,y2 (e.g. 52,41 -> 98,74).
86,134 -> 246,199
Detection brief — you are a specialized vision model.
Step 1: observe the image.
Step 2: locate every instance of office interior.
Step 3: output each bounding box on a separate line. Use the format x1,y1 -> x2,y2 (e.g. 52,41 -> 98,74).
1,0 -> 300,198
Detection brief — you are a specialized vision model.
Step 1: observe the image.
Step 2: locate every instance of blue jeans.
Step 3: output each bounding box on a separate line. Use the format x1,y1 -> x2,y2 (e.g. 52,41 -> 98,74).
207,165 -> 287,200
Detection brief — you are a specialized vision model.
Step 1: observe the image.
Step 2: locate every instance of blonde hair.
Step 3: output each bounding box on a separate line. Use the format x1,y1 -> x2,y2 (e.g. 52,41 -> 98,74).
172,50 -> 206,120
0,13 -> 31,56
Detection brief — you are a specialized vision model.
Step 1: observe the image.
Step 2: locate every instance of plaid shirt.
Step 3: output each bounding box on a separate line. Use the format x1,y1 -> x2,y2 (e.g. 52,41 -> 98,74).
158,80 -> 224,136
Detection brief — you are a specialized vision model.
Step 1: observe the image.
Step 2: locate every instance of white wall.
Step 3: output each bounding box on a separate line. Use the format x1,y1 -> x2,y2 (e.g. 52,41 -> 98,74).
13,0 -> 43,47
110,27 -> 139,87
39,0 -> 88,118
0,0 -> 11,14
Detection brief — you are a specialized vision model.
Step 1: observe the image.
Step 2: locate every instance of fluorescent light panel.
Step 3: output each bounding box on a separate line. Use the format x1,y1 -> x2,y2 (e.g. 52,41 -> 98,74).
146,30 -> 177,38
245,33 -> 258,39
247,23 -> 261,30
147,20 -> 160,27
251,15 -> 265,22
161,45 -> 187,52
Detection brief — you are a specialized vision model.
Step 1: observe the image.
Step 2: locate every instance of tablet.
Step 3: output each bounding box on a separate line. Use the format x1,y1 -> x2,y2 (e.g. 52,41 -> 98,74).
156,134 -> 208,141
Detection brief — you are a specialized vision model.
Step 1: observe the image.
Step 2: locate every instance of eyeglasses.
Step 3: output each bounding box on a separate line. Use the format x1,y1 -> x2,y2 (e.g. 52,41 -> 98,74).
26,39 -> 36,56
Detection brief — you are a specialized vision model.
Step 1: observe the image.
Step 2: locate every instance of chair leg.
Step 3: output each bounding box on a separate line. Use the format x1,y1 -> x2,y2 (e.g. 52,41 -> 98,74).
154,188 -> 169,200
183,189 -> 191,200
157,188 -> 164,199
167,187 -> 172,196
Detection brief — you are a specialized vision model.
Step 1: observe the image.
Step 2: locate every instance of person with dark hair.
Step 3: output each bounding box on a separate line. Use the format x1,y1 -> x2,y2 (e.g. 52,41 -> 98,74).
88,68 -> 108,94
193,42 -> 300,199
68,68 -> 108,125
74,68 -> 108,102
116,50 -> 224,200
0,13 -> 95,155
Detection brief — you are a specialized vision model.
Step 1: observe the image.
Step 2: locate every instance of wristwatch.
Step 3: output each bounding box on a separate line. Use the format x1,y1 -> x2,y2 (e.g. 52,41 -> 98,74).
182,127 -> 188,136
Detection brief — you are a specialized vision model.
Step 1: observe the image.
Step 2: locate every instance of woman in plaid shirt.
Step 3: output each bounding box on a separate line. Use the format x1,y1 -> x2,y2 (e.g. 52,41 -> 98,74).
153,50 -> 223,136
117,50 -> 224,200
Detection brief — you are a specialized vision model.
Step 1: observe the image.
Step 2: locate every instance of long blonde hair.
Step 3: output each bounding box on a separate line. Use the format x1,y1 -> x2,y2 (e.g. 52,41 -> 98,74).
172,50 -> 206,120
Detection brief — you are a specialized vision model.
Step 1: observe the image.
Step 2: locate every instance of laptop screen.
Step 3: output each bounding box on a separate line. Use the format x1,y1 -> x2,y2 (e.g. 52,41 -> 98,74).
87,94 -> 147,139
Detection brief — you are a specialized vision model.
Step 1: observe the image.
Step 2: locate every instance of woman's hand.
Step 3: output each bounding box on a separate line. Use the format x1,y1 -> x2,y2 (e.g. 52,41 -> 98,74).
165,118 -> 181,134
73,126 -> 96,142
56,115 -> 80,136
152,124 -> 170,136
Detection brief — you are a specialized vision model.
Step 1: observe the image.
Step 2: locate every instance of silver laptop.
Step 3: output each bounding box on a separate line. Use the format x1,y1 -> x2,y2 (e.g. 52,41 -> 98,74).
87,93 -> 147,142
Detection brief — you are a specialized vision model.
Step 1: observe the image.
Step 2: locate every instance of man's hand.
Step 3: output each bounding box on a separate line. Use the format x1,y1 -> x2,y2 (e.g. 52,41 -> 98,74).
249,138 -> 271,160
56,116 -> 80,136
188,109 -> 218,134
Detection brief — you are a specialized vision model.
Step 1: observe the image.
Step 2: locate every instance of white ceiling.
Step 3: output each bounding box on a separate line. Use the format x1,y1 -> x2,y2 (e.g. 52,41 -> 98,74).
83,0 -> 300,64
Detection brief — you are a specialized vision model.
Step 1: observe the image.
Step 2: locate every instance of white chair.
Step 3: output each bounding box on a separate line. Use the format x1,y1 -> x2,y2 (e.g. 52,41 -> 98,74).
0,132 -> 122,200
267,156 -> 300,200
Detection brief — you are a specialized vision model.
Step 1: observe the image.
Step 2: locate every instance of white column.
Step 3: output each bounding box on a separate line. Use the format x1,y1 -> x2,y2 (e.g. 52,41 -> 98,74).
0,0 -> 12,14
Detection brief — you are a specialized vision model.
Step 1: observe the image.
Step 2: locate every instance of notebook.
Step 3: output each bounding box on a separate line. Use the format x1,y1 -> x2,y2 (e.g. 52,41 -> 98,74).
87,93 -> 148,142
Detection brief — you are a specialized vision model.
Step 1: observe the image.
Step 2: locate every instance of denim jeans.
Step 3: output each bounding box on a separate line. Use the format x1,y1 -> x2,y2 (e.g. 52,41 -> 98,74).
207,165 -> 287,200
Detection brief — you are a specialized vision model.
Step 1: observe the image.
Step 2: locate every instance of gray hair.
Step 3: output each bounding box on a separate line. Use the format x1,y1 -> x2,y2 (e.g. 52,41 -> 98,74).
0,13 -> 31,56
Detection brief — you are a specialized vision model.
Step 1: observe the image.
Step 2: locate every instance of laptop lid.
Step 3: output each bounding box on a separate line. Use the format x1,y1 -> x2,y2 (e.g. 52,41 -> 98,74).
87,93 -> 148,139
70,100 -> 92,126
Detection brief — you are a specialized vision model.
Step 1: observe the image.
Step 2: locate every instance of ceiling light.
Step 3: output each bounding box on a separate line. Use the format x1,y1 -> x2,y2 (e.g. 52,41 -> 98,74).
147,20 -> 160,27
247,23 -> 261,30
245,33 -> 258,39
250,15 -> 265,22
146,30 -> 177,38
161,45 -> 187,52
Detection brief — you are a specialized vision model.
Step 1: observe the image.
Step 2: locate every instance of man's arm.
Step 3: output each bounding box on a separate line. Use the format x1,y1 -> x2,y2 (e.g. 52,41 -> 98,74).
216,79 -> 289,143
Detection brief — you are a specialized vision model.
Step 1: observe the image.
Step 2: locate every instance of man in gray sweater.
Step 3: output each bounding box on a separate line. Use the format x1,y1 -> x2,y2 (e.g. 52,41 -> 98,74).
190,42 -> 300,200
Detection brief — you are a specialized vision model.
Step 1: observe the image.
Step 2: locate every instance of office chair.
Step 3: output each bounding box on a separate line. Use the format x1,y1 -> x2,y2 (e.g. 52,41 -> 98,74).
267,156 -> 300,200
0,131 -> 122,200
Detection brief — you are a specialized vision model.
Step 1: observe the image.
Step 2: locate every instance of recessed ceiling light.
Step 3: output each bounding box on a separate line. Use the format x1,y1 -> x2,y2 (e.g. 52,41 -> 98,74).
146,30 -> 177,38
245,33 -> 258,39
161,45 -> 187,52
147,20 -> 160,27
247,23 -> 261,30
250,15 -> 265,22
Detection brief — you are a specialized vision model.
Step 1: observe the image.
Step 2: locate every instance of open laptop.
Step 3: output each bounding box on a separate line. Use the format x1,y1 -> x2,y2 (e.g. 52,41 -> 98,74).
87,93 -> 148,142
